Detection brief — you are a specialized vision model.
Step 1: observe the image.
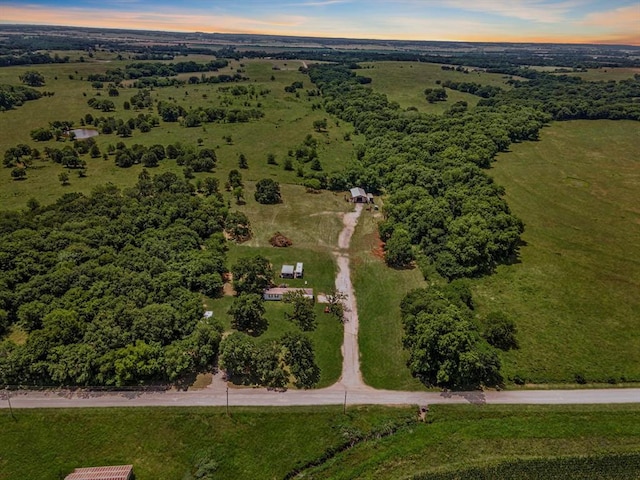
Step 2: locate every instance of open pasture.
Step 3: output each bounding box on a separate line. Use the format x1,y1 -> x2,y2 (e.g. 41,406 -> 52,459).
0,55 -> 356,209
358,60 -> 512,114
473,120 -> 640,384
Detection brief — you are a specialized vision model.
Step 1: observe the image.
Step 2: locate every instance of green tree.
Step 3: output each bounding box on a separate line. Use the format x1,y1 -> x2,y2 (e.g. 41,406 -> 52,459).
225,211 -> 251,242
58,172 -> 70,185
283,290 -> 317,331
227,293 -> 268,336
238,153 -> 248,169
11,167 -> 26,180
228,169 -> 243,189
313,118 -> 328,132
232,186 -> 244,204
219,332 -> 256,380
254,178 -> 281,204
20,70 -> 45,87
231,255 -> 273,295
267,153 -> 277,165
201,177 -> 219,197
384,228 -> 414,268
281,332 -> 320,388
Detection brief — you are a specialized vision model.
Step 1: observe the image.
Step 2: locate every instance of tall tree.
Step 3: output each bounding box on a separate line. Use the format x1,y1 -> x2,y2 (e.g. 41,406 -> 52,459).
231,255 -> 273,295
227,293 -> 268,335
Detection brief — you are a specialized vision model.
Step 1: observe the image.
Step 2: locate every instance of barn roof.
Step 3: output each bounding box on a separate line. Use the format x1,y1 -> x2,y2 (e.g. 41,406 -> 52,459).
350,187 -> 367,198
65,465 -> 133,480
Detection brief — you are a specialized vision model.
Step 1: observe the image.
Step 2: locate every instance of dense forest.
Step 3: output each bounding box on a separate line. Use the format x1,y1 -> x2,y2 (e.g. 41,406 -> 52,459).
0,171 -> 233,386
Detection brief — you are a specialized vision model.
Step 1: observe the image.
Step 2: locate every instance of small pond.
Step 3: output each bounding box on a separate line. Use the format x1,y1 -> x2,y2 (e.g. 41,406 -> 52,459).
71,128 -> 99,140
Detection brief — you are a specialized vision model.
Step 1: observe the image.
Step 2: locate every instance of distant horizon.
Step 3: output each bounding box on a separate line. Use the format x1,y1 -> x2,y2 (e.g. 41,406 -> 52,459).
1,22 -> 639,48
2,1 -> 638,46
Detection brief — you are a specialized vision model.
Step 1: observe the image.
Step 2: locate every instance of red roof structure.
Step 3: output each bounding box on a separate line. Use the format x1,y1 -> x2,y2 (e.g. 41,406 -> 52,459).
65,465 -> 134,480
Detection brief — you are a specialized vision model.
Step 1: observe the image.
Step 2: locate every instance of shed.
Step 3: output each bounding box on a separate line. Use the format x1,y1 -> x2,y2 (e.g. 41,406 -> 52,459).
295,262 -> 304,278
349,187 -> 368,203
263,287 -> 314,301
203,311 -> 213,319
65,465 -> 134,480
280,264 -> 295,278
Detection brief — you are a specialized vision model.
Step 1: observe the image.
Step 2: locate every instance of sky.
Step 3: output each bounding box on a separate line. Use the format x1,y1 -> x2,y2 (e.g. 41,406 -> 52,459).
1,0 -> 639,45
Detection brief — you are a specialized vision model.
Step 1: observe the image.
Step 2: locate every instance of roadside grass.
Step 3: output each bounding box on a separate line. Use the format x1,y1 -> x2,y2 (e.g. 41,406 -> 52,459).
350,206 -> 426,391
0,56 -> 358,209
473,120 -> 640,384
0,405 -> 413,480
3,404 -> 638,480
304,403 -> 640,479
358,61 -> 512,114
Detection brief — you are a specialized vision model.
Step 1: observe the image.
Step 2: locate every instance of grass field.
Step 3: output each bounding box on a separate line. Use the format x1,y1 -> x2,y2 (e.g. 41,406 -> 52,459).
350,206 -> 426,390
359,61 -> 512,114
472,120 -> 640,384
560,67 -> 640,81
2,404 -> 638,479
0,55 -> 358,210
305,404 -> 640,479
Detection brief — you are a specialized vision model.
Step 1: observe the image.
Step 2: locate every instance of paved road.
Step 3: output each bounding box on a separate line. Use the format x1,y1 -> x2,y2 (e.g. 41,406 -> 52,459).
2,202 -> 639,410
2,385 -> 639,409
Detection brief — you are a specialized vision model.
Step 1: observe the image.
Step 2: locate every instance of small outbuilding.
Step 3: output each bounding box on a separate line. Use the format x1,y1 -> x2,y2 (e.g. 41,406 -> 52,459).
65,465 -> 134,480
350,187 -> 373,203
295,262 -> 304,278
263,287 -> 314,301
281,264 -> 295,278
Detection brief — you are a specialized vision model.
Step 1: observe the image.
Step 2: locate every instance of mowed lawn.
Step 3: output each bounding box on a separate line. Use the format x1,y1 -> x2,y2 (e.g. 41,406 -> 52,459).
473,120 -> 640,384
359,61 -> 512,114
351,205 -> 426,391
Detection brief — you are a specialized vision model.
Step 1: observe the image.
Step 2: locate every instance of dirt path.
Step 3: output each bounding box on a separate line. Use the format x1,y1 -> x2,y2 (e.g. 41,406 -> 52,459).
333,203 -> 373,390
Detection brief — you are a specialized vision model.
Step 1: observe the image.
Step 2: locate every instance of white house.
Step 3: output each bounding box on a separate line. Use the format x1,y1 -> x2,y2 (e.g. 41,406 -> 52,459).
263,287 -> 314,301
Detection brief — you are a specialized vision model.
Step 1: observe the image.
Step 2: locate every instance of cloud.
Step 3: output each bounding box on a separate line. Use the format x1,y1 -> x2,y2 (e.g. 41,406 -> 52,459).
0,5 -> 307,33
437,0 -> 588,23
286,0 -> 352,6
580,5 -> 640,29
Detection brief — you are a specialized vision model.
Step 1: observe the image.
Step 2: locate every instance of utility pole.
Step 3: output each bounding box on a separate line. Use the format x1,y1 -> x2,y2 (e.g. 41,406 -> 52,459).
343,390 -> 347,415
6,388 -> 15,421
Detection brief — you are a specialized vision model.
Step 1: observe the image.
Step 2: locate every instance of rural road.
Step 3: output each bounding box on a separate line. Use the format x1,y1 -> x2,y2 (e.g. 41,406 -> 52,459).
2,202 -> 639,410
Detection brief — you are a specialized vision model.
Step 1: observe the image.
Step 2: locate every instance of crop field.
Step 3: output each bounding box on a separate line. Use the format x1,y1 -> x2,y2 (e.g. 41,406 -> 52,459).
2,404 -> 638,479
359,60 -> 512,114
473,120 -> 640,384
